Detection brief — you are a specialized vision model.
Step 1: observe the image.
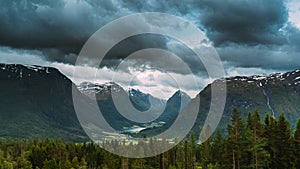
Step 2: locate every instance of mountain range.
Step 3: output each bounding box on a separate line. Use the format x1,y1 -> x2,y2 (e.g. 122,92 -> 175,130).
77,81 -> 191,137
0,63 -> 300,141
191,70 -> 300,137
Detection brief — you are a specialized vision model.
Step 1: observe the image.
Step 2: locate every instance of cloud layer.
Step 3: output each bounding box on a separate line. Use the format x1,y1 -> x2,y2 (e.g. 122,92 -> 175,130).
197,0 -> 289,45
1,0 -> 300,97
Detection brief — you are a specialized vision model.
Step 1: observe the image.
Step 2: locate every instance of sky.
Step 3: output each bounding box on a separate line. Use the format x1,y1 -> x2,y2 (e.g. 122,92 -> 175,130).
0,0 -> 300,99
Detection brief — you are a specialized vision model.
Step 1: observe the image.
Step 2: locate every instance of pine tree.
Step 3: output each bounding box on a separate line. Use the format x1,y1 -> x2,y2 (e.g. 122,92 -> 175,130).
199,136 -> 213,169
276,114 -> 293,168
264,113 -> 278,168
246,110 -> 270,169
265,113 -> 293,168
189,132 -> 197,169
294,119 -> 300,169
226,108 -> 247,169
211,129 -> 224,167
184,140 -> 188,169
79,157 -> 87,169
71,156 -> 79,168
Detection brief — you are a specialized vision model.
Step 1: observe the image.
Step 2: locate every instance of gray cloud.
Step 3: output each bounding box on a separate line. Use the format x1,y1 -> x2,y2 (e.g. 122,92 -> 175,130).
284,23 -> 300,51
215,22 -> 300,71
0,0 -> 300,77
197,0 -> 289,46
0,0 -> 193,64
218,43 -> 299,71
0,0 -> 123,63
100,34 -> 206,75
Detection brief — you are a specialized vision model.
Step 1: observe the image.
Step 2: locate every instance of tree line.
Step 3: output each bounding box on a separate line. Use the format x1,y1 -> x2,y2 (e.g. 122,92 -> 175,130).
0,108 -> 300,169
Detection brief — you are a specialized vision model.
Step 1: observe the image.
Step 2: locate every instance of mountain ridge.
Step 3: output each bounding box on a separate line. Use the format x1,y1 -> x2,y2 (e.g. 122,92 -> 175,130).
189,68 -> 300,137
1,63 -> 300,141
0,63 -> 88,141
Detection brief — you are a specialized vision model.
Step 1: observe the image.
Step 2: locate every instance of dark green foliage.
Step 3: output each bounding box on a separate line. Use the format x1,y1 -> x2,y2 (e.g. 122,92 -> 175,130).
294,119 -> 300,169
0,108 -> 299,169
190,69 -> 300,140
211,129 -> 225,166
225,108 -> 248,169
276,114 -> 293,168
246,110 -> 270,169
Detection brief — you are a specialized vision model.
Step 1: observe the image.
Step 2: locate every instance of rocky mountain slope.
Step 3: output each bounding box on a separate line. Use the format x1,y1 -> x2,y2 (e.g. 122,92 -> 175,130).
78,81 -> 191,134
190,69 -> 300,137
1,63 -> 300,141
0,64 -> 88,141
0,64 -> 190,140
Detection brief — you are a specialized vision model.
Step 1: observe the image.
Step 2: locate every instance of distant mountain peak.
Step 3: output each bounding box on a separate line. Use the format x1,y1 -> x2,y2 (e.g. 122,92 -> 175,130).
77,81 -> 123,97
174,89 -> 190,97
128,88 -> 149,96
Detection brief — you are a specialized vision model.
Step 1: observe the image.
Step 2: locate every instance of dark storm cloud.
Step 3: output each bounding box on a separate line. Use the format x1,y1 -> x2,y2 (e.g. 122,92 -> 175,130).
190,0 -> 300,72
0,0 -> 122,63
218,43 -> 299,71
1,0 -> 300,73
0,1 -> 192,67
100,34 -> 207,74
0,0 -> 194,64
214,22 -> 300,71
119,0 -> 192,15
196,0 -> 289,46
0,0 -> 292,48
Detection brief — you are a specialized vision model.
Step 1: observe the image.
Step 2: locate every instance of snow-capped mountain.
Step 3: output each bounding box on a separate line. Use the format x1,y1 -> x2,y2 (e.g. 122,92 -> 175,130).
77,81 -> 122,100
128,88 -> 166,112
219,69 -> 300,87
1,64 -> 60,78
189,69 -> 300,137
1,63 -> 300,140
77,81 -> 190,134
77,82 -> 166,111
0,64 -> 88,141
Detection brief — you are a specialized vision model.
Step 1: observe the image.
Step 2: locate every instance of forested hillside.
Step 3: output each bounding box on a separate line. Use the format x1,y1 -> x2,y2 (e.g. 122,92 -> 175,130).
0,109 -> 299,169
